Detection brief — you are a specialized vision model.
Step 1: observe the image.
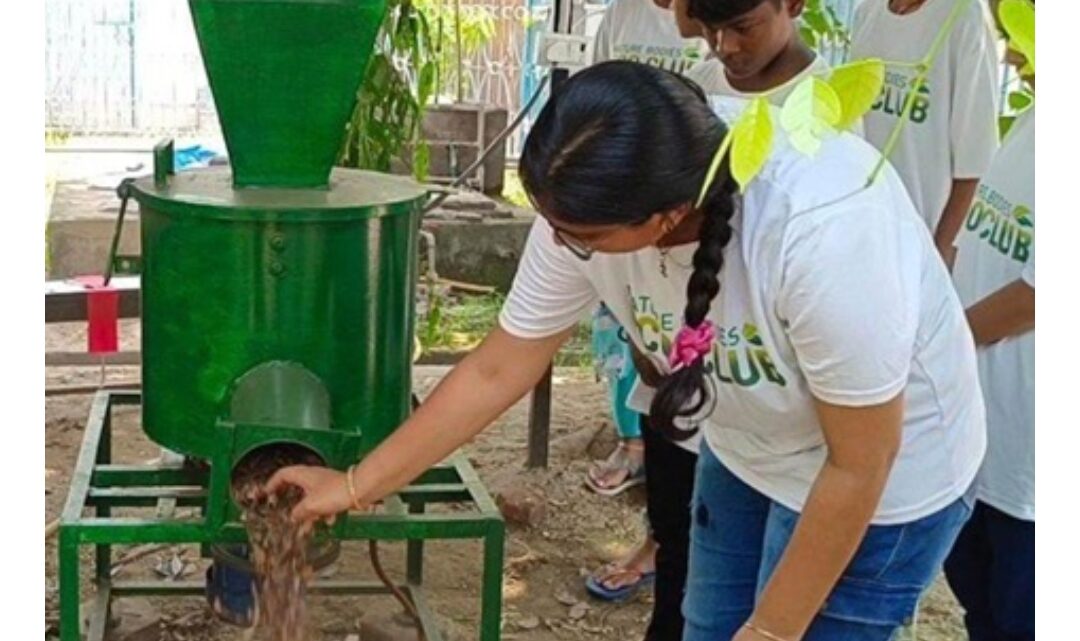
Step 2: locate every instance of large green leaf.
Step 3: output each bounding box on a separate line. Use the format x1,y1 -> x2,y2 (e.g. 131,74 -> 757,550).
999,0 -> 1035,74
780,77 -> 842,156
827,59 -> 885,131
730,98 -> 774,191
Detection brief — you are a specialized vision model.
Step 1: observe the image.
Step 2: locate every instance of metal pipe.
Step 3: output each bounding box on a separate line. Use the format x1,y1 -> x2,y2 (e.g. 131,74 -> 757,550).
418,229 -> 439,282
422,72 -> 551,214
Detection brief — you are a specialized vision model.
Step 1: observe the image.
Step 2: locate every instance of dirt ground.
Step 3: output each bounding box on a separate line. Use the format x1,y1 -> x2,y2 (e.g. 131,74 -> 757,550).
44,321 -> 968,641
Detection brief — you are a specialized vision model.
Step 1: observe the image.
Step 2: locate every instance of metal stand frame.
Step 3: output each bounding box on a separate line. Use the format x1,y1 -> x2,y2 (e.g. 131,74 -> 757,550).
57,391 -> 505,641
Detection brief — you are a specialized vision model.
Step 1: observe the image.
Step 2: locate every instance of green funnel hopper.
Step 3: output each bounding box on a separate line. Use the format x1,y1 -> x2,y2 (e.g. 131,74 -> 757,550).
190,0 -> 387,188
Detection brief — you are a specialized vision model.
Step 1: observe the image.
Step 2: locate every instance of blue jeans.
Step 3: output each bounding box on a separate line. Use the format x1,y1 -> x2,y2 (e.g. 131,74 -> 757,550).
682,445 -> 972,641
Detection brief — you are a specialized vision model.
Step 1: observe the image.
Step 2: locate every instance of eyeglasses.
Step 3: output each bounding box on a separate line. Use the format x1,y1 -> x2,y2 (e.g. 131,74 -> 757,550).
552,226 -> 595,261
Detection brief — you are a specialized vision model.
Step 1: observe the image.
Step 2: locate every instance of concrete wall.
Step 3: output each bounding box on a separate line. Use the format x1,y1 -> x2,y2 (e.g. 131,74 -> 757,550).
427,214 -> 533,293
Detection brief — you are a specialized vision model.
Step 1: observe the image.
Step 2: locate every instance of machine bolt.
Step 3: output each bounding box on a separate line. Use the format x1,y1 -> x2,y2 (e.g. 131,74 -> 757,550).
270,234 -> 286,252
270,261 -> 286,276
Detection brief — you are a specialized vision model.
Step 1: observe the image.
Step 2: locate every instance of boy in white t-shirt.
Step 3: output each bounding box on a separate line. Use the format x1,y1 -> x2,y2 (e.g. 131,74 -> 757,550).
943,16 -> 1034,638
682,0 -> 826,100
850,0 -> 1000,267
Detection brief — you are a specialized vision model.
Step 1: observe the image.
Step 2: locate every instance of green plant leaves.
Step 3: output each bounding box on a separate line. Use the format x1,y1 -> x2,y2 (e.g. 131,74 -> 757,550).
418,61 -> 437,107
827,59 -> 885,131
999,0 -> 1035,74
780,77 -> 842,156
413,141 -> 431,182
730,98 -> 774,192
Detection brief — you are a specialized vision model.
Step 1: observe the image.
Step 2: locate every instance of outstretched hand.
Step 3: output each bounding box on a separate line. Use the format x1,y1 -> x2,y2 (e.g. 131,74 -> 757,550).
265,465 -> 356,525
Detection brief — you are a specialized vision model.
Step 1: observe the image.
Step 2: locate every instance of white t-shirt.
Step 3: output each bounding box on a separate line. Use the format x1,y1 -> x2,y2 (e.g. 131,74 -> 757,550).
850,0 -> 1000,232
500,126 -> 986,525
686,55 -> 830,103
951,106 -> 1035,522
592,0 -> 707,74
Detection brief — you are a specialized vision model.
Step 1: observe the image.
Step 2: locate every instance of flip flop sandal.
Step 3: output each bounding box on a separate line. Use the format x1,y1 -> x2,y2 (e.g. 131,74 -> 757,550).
585,444 -> 645,497
584,564 -> 656,602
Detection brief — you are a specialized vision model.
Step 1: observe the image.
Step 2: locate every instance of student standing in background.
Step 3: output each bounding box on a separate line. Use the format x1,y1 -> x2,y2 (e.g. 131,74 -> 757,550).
684,0 -> 825,100
850,0 -> 1000,267
944,13 -> 1034,638
592,0 -> 709,70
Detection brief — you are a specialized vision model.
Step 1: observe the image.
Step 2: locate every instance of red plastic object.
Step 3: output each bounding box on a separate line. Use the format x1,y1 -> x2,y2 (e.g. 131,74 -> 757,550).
74,276 -> 119,354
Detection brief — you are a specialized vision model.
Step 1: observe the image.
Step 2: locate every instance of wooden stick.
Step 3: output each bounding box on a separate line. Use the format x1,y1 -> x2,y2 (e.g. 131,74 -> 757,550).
111,543 -> 170,570
45,380 -> 141,397
437,277 -> 497,295
45,350 -> 141,367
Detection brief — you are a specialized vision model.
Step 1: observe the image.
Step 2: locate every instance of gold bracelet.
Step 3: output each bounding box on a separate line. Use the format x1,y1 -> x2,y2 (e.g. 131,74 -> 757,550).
743,622 -> 792,641
345,464 -> 363,511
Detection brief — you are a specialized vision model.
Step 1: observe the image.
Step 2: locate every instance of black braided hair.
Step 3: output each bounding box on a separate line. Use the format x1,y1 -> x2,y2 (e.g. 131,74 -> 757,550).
518,61 -> 738,441
649,175 -> 738,441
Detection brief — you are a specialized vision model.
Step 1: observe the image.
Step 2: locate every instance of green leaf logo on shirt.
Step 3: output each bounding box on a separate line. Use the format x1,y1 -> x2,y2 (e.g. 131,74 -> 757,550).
731,97 -> 775,192
1012,205 -> 1033,228
1008,90 -> 1034,112
780,77 -> 842,156
743,322 -> 764,346
827,59 -> 885,131
683,46 -> 703,61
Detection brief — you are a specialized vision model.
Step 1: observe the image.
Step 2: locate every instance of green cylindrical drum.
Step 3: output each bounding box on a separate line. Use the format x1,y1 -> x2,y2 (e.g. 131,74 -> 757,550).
130,167 -> 427,464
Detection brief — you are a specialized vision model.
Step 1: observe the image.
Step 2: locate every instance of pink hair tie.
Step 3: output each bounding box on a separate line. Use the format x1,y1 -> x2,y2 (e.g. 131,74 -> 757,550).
669,320 -> 716,372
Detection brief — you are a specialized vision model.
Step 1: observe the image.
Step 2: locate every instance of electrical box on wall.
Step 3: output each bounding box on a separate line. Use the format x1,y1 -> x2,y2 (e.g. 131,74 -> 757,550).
538,32 -> 592,71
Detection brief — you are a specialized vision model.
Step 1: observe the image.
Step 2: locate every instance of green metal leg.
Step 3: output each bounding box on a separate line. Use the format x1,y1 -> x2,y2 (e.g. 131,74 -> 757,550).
94,411 -> 112,581
58,527 -> 81,641
406,500 -> 424,585
479,522 -> 505,641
